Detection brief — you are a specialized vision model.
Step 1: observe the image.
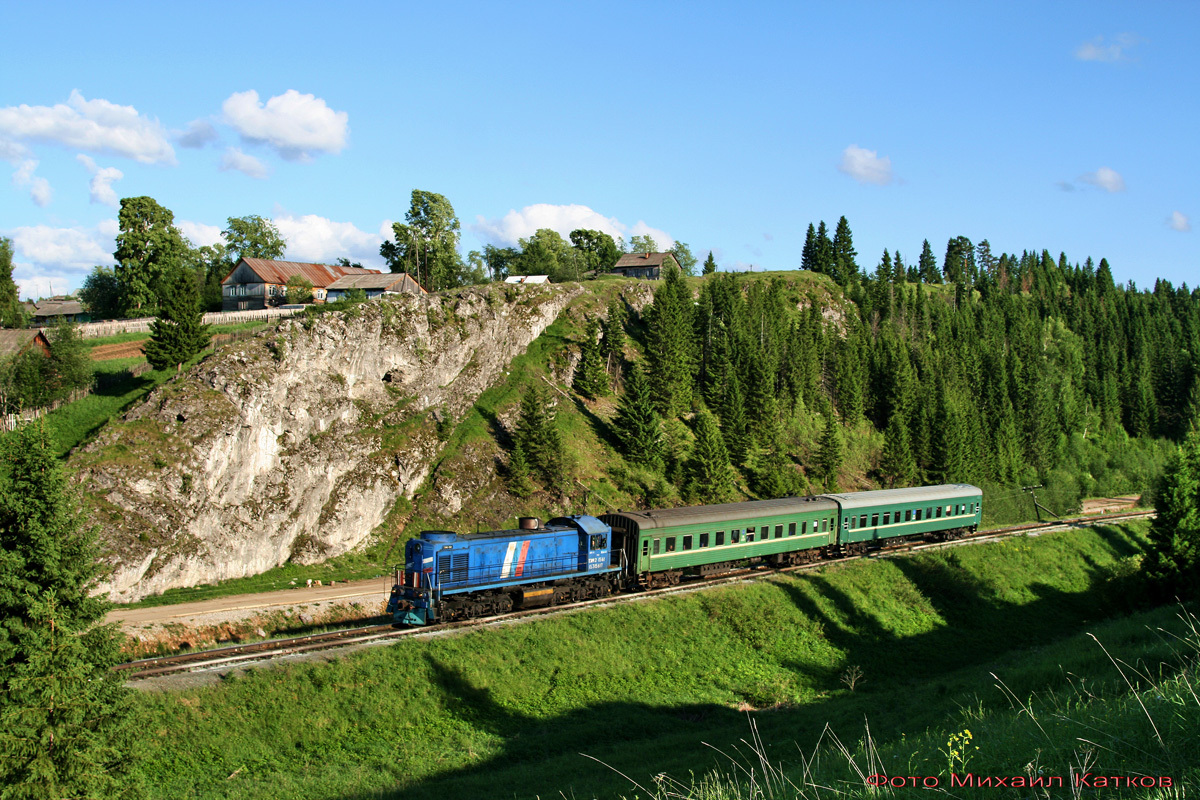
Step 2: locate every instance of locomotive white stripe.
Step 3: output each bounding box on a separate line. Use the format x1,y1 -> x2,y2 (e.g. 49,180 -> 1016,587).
501,541 -> 519,578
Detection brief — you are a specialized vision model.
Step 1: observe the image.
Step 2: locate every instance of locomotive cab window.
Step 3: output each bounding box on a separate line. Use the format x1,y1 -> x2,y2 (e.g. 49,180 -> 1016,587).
666,537 -> 676,552
590,534 -> 606,550
700,533 -> 709,548
682,535 -> 693,551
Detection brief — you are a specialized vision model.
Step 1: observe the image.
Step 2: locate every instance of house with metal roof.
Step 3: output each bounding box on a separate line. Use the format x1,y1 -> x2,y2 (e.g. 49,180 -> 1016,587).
610,252 -> 680,279
221,258 -> 382,311
325,272 -> 425,301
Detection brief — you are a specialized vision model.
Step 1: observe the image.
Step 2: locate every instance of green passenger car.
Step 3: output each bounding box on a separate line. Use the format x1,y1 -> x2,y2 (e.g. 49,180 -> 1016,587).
823,484 -> 982,549
601,496 -> 840,587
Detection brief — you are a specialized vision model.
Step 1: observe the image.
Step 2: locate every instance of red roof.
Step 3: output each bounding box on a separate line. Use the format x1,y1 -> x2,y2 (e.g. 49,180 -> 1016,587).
225,258 -> 381,289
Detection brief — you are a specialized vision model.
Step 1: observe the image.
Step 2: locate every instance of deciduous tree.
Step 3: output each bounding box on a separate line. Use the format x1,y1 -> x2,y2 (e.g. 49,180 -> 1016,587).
222,215 -> 286,263
380,190 -> 465,291
114,196 -> 188,316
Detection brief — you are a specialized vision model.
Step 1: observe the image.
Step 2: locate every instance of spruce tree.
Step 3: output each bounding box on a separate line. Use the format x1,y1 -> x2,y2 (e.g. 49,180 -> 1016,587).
506,442 -> 534,498
599,298 -> 626,370
816,411 -> 843,491
750,400 -> 800,498
831,216 -> 858,284
918,239 -> 940,284
644,263 -> 694,416
1143,427 -> 1200,598
682,407 -> 737,504
573,319 -> 609,399
0,421 -> 140,796
800,224 -> 817,271
880,413 -> 917,488
702,251 -> 718,275
513,384 -> 566,490
612,363 -> 663,468
143,268 -> 211,372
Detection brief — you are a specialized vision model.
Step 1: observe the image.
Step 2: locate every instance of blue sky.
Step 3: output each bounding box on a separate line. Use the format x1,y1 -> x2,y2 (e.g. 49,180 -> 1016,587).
2,1 -> 1196,298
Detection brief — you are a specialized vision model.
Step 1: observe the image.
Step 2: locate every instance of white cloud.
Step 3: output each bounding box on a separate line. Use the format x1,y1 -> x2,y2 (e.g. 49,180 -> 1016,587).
222,90 -> 348,162
629,221 -> 675,250
177,119 -> 218,149
1075,34 -> 1142,63
219,146 -> 269,179
1079,166 -> 1126,192
178,220 -> 223,248
12,159 -> 52,207
0,138 -> 31,161
5,222 -> 118,295
272,211 -> 383,265
0,90 -> 174,164
470,203 -> 675,250
76,154 -> 123,207
1169,211 -> 1191,232
838,144 -> 893,186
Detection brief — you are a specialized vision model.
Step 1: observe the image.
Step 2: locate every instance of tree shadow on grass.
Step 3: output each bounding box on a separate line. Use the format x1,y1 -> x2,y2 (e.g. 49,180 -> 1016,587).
334,526 -> 1156,800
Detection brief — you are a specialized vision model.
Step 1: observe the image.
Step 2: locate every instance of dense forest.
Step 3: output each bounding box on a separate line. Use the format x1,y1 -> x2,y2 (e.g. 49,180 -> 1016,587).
551,220 -> 1199,523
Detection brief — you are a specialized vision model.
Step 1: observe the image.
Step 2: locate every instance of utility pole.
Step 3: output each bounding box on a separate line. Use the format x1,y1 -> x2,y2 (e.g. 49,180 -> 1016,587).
1021,485 -> 1061,523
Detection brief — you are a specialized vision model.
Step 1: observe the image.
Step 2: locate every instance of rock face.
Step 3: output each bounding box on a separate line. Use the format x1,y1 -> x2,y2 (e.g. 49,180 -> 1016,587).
75,283 -> 581,602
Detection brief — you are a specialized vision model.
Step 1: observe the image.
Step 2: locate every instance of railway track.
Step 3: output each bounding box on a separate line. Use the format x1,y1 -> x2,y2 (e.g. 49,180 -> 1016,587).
114,509 -> 1154,681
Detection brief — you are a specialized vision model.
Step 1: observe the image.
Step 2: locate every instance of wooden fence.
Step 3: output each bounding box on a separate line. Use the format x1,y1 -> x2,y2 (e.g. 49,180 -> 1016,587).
76,307 -> 301,339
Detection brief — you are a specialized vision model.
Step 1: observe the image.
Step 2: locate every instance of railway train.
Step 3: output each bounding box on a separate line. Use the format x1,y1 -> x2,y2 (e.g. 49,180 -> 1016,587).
387,483 -> 983,625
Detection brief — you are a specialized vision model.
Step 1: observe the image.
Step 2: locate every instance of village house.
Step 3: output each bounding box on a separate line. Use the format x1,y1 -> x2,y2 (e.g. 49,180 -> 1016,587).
0,328 -> 52,360
221,258 -> 382,311
325,272 -> 425,301
32,298 -> 90,326
610,252 -> 680,280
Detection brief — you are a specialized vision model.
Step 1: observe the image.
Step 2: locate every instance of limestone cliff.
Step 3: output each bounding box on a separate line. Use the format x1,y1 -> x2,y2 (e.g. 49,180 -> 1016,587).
74,282 -> 581,602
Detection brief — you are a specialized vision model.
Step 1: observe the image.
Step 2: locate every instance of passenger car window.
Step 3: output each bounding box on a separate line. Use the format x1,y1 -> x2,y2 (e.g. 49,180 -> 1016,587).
716,531 -> 725,545
700,533 -> 709,548
775,525 -> 783,538
788,522 -> 796,536
666,537 -> 676,552
653,538 -> 660,555
682,535 -> 692,551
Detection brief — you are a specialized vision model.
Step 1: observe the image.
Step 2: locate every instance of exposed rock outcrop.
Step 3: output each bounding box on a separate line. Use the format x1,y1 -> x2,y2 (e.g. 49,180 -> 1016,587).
75,283 -> 581,601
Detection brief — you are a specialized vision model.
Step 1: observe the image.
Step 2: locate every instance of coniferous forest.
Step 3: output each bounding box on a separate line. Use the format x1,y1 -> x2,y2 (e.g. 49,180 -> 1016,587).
596,221 -> 1199,524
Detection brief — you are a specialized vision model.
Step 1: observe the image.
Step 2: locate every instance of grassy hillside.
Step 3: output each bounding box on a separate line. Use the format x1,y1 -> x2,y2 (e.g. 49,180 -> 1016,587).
130,521 -> 1189,799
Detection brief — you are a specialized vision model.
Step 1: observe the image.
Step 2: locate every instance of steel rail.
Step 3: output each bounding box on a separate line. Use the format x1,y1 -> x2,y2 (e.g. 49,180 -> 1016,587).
115,508 -> 1154,680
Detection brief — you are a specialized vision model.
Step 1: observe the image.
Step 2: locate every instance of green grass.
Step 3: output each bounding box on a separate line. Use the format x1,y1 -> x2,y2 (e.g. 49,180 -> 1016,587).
132,521 -> 1176,800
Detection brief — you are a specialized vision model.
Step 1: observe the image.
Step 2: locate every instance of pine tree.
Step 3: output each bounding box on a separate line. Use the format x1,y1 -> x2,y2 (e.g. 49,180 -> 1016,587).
816,411 -> 843,491
0,421 -> 140,796
702,251 -> 718,275
1143,427 -> 1200,598
612,363 -> 663,468
682,407 -> 738,503
573,319 -> 609,399
143,268 -> 211,372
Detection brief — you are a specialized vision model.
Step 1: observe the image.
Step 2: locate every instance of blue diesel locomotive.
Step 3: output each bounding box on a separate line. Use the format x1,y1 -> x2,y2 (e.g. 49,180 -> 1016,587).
388,484 -> 983,625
